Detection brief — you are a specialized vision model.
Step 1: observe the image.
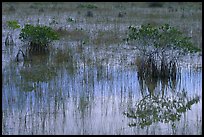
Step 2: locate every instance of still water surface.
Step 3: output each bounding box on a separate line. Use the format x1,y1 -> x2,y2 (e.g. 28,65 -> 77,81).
2,41 -> 202,135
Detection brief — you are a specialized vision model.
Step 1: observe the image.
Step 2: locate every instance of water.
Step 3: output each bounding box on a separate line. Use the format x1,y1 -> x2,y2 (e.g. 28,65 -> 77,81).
2,2 -> 202,135
2,42 -> 202,135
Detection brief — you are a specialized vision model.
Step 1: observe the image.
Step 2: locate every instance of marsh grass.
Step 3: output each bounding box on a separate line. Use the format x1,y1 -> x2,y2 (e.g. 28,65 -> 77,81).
3,2 -> 201,48
54,49 -> 73,64
55,27 -> 89,41
2,2 -> 202,135
93,30 -> 122,45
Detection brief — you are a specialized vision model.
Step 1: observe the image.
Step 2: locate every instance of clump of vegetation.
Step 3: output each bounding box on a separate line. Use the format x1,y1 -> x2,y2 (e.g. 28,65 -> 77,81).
29,4 -> 38,9
127,24 -> 201,80
77,3 -> 98,9
66,17 -> 76,23
148,2 -> 164,8
56,27 -> 88,41
8,5 -> 15,11
118,11 -> 127,18
49,17 -> 58,26
19,24 -> 59,53
5,20 -> 20,46
38,8 -> 44,12
93,30 -> 121,45
7,20 -> 21,30
86,10 -> 94,17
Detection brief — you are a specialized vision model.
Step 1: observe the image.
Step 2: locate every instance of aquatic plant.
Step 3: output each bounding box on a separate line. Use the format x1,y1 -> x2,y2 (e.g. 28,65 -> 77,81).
6,20 -> 21,30
8,5 -> 15,12
77,3 -> 98,9
148,2 -> 164,8
5,33 -> 14,46
66,17 -> 76,23
49,17 -> 58,26
19,24 -> 59,53
86,10 -> 94,17
127,24 -> 201,80
118,11 -> 126,18
15,49 -> 26,62
5,20 -> 20,46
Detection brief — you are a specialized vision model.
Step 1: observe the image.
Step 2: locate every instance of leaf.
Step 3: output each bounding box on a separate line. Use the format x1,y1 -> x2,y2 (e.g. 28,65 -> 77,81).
7,20 -> 20,30
19,24 -> 59,47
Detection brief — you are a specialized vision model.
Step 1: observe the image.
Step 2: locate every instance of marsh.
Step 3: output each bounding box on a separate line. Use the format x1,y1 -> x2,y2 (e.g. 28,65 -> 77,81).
2,2 -> 202,135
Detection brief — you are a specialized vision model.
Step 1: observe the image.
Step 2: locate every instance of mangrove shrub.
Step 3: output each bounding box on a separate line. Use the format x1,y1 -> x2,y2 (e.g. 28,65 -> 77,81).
5,20 -> 20,46
19,24 -> 59,53
126,24 -> 201,79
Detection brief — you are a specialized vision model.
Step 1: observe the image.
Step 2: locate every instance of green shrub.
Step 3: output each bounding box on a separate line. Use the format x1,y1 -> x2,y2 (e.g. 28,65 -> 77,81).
66,17 -> 76,23
77,3 -> 98,9
5,20 -> 20,46
127,24 -> 200,54
86,11 -> 94,17
19,24 -> 59,52
126,24 -> 201,79
6,20 -> 20,30
148,2 -> 164,8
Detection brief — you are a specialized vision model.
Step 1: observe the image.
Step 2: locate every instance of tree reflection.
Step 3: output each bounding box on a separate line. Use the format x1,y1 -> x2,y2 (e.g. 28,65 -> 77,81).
123,69 -> 200,129
18,53 -> 57,92
17,46 -> 79,92
124,92 -> 199,128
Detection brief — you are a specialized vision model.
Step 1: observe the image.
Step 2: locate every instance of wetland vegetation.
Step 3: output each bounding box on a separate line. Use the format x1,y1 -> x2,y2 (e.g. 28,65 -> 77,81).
2,2 -> 202,135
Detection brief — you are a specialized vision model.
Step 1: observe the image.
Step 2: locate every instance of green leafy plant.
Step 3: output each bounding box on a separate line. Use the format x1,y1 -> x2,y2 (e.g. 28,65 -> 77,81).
5,20 -> 20,46
49,17 -> 58,26
77,3 -> 98,9
127,24 -> 200,53
126,24 -> 201,79
66,17 -> 76,23
148,2 -> 164,8
6,20 -> 20,30
19,24 -> 59,53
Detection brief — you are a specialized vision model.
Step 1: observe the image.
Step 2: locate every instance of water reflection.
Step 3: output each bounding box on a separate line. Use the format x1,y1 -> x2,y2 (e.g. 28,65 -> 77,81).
124,90 -> 200,128
17,53 -> 57,92
129,62 -> 201,131
2,44 -> 202,135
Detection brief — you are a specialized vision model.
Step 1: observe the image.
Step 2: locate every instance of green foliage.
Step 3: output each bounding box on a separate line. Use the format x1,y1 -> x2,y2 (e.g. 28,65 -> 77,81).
127,24 -> 201,53
127,24 -> 201,80
77,3 -> 98,9
6,20 -> 20,30
148,2 -> 164,8
19,24 -> 59,47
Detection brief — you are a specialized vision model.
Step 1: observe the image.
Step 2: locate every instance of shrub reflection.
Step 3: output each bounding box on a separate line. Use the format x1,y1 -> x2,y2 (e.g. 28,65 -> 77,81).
124,73 -> 200,128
